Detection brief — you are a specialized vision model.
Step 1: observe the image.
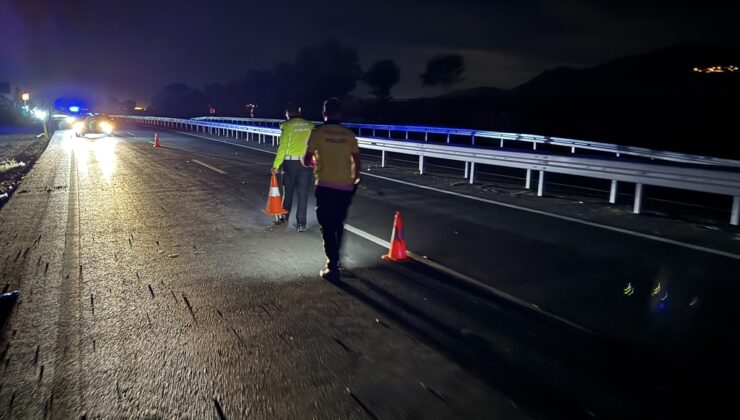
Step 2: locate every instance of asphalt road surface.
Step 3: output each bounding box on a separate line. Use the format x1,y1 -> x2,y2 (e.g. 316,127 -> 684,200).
1,127 -> 738,419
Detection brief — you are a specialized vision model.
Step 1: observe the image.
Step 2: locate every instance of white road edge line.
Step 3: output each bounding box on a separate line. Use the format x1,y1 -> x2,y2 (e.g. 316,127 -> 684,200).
362,173 -> 740,261
176,130 -> 740,261
344,224 -> 593,334
191,159 -> 227,175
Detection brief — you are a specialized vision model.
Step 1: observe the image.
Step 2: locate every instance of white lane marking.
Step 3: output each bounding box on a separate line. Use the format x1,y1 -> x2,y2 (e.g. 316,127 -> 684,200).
175,131 -> 276,155
191,159 -> 227,175
361,172 -> 740,261
127,131 -> 135,136
344,224 -> 593,334
176,129 -> 740,260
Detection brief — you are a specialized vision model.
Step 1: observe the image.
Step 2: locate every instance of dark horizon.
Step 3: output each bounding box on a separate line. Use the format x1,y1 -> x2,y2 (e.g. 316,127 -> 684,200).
2,0 -> 738,105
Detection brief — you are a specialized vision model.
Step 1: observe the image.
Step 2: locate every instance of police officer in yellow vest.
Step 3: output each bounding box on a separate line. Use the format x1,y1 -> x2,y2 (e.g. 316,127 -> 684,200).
302,98 -> 361,280
272,103 -> 315,231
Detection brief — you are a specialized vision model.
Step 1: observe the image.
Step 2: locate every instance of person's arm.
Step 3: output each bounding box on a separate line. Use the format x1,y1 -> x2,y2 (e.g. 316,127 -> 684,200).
351,153 -> 361,181
350,136 -> 361,181
302,151 -> 314,168
272,123 -> 289,173
302,128 -> 318,168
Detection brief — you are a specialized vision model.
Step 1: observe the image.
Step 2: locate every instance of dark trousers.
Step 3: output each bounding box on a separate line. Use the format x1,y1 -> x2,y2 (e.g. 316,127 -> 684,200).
315,186 -> 355,270
281,160 -> 313,226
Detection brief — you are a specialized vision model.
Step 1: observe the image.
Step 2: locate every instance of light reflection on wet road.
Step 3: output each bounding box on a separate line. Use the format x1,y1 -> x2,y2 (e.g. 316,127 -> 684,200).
0,127 -> 737,419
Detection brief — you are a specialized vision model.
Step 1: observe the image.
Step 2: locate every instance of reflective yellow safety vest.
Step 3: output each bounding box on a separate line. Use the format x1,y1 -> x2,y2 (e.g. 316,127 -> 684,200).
272,118 -> 315,169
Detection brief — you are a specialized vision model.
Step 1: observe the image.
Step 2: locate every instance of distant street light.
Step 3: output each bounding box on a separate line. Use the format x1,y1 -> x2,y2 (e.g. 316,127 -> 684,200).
21,92 -> 30,109
33,108 -> 48,121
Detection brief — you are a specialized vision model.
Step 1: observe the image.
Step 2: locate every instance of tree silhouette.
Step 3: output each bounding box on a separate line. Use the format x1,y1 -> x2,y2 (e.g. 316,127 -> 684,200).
420,54 -> 465,87
361,59 -> 401,100
293,41 -> 362,108
150,83 -> 208,117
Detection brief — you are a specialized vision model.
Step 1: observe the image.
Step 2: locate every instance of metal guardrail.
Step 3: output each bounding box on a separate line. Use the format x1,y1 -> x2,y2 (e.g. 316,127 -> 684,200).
115,115 -> 740,225
193,116 -> 740,170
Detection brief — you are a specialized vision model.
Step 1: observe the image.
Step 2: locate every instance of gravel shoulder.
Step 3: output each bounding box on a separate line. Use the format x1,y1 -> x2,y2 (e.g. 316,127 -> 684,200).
0,132 -> 50,207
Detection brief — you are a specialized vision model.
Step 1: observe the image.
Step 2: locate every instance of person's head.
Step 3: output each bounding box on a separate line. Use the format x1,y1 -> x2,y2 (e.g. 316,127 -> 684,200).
285,103 -> 301,119
322,97 -> 341,121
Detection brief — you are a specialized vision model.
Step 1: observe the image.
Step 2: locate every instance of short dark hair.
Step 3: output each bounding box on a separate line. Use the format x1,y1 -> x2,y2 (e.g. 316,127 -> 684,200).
323,97 -> 341,116
285,102 -> 300,114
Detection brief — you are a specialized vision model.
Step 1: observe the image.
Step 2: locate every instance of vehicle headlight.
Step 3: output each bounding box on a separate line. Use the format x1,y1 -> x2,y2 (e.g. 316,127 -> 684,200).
100,122 -> 113,134
73,122 -> 84,132
65,116 -> 77,124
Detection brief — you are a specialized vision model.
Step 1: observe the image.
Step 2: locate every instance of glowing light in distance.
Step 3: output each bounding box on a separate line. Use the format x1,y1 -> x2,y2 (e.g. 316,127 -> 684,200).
100,122 -> 113,135
69,106 -> 81,113
33,108 -> 48,120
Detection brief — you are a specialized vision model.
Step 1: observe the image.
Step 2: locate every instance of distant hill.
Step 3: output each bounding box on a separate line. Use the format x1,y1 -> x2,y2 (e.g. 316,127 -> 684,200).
513,42 -> 740,97
351,42 -> 740,158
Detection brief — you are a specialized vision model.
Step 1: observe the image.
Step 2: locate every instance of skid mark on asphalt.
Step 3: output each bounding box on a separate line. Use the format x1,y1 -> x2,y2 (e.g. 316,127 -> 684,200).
182,293 -> 197,323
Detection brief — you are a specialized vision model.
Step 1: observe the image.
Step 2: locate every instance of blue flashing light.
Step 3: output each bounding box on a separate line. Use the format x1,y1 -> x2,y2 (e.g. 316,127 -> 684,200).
69,106 -> 80,113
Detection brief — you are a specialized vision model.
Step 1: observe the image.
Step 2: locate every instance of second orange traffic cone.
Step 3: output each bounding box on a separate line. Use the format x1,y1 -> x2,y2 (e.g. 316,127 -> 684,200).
382,211 -> 409,262
263,173 -> 288,217
153,133 -> 161,147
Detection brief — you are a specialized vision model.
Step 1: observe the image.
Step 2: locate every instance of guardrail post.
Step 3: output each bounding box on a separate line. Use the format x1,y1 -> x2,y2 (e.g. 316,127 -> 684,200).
405,131 -> 409,140
537,171 -> 545,197
533,142 -> 537,150
500,138 -> 504,148
609,180 -> 618,203
633,184 -> 644,214
571,147 -> 576,153
464,162 -> 469,178
525,169 -> 532,189
732,196 -> 740,226
471,133 -> 475,145
381,150 -> 386,167
424,132 -> 428,142
272,135 -> 276,147
419,155 -> 424,174
446,133 -> 450,144
469,162 -> 476,184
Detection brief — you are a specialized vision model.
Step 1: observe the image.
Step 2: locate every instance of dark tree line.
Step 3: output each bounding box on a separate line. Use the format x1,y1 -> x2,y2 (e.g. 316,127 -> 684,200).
146,42 -> 466,118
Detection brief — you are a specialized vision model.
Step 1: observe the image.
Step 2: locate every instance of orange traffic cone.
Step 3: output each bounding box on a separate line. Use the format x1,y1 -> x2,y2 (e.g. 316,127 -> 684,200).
382,211 -> 409,262
263,173 -> 288,217
153,133 -> 161,147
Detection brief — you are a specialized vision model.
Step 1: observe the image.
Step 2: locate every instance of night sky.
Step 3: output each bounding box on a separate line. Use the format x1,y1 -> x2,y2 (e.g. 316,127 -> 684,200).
1,0 -> 736,104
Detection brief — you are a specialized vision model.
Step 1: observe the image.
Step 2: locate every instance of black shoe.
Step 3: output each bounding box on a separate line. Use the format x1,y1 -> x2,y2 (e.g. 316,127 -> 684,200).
320,267 -> 340,281
275,215 -> 287,225
296,225 -> 306,232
